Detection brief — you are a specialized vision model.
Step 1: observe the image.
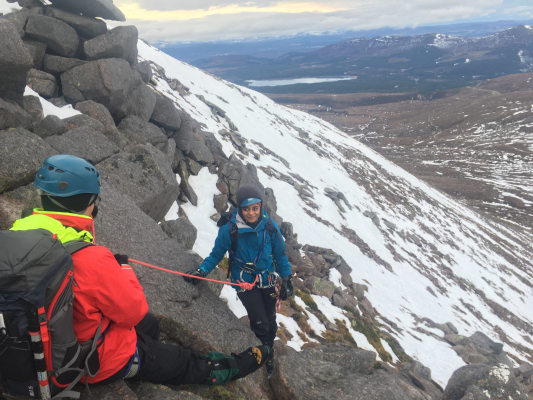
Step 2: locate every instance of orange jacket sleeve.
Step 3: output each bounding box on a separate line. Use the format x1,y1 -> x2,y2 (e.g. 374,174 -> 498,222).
92,248 -> 149,327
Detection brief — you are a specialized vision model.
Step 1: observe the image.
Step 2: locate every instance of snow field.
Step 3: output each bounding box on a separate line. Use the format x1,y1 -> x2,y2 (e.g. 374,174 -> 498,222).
138,41 -> 533,386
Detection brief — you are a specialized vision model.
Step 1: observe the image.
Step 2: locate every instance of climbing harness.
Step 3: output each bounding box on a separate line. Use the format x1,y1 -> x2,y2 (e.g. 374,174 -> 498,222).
270,273 -> 282,312
129,259 -> 258,291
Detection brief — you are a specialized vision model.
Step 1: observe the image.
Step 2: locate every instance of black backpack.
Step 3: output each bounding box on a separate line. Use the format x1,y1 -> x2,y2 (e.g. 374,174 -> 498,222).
0,229 -> 103,399
216,210 -> 284,278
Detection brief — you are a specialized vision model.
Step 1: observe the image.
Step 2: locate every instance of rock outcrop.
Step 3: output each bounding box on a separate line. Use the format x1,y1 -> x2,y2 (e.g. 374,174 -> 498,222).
44,7 -> 107,38
61,58 -> 155,121
48,0 -> 126,21
26,69 -> 59,98
272,346 -> 441,400
150,93 -> 182,130
43,55 -> 88,76
444,331 -> 513,368
0,98 -> 32,130
443,363 -> 529,400
97,145 -> 179,222
0,128 -> 57,193
84,26 -> 138,65
0,19 -> 33,104
25,15 -> 79,58
22,40 -> 46,70
160,214 -> 198,251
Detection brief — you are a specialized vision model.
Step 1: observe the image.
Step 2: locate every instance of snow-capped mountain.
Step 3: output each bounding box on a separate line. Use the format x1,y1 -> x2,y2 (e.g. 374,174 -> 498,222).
194,25 -> 533,96
137,41 -> 533,386
317,26 -> 533,59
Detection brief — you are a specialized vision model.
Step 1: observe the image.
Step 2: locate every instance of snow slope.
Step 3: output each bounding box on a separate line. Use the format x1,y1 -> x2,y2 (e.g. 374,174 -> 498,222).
136,41 -> 533,387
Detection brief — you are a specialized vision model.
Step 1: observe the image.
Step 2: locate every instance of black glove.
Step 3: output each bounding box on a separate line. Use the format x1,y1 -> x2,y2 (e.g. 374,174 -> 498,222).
114,254 -> 129,265
183,268 -> 206,285
280,275 -> 294,300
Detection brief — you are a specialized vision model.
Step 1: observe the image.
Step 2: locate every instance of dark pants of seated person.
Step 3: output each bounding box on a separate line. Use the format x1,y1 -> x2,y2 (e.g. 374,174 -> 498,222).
96,313 -> 269,386
96,313 -> 208,385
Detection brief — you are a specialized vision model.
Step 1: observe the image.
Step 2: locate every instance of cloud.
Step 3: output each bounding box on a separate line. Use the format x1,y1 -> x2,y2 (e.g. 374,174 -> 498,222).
115,1 -> 345,20
135,0 -> 280,12
114,0 -> 506,42
2,0 -> 522,43
503,5 -> 533,18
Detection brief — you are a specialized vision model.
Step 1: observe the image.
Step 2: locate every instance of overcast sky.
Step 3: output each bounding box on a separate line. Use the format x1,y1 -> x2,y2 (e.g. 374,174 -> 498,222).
2,0 -> 532,42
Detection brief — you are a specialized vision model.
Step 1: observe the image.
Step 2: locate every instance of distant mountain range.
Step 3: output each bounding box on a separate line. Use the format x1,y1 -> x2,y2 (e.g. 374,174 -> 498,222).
157,20 -> 533,63
188,25 -> 533,95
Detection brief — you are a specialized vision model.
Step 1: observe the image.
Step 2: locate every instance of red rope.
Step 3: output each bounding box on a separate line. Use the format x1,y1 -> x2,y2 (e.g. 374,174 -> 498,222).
129,259 -> 258,291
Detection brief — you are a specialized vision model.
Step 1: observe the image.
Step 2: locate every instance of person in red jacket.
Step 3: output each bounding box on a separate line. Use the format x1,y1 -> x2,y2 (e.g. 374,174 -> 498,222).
18,155 -> 270,386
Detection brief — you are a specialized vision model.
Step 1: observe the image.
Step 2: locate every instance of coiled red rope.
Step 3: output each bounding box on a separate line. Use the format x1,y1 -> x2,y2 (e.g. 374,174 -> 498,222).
129,259 -> 258,291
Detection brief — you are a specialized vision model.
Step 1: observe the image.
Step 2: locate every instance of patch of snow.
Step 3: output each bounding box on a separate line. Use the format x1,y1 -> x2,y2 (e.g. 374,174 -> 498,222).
180,169 -> 221,258
277,313 -> 307,351
518,50 -> 533,72
164,200 -> 180,221
490,364 -> 511,383
350,330 -> 375,353
24,86 -> 80,118
312,294 -> 346,324
164,175 -> 182,221
219,285 -> 247,318
294,296 -> 326,336
381,339 -> 400,363
311,294 -> 376,353
329,268 -> 346,290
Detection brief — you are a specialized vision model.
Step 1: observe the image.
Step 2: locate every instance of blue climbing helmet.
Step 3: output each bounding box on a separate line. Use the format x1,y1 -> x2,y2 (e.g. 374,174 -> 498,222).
236,185 -> 263,207
34,155 -> 101,196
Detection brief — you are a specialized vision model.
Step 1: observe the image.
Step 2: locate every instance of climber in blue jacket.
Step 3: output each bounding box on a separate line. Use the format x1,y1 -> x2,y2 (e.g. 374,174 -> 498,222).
184,185 -> 294,377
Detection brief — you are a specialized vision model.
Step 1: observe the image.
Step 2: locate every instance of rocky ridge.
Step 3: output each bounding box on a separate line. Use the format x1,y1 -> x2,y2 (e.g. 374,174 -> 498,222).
0,1 -> 533,399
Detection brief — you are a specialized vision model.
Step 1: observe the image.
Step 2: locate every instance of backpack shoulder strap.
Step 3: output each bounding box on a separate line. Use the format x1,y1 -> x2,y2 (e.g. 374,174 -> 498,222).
229,221 -> 239,253
266,218 -> 276,234
63,240 -> 93,255
266,218 -> 286,255
227,221 -> 239,278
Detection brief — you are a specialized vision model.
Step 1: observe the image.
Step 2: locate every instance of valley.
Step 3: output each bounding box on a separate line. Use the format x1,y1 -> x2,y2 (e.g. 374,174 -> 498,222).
194,26 -> 533,97
267,73 -> 533,229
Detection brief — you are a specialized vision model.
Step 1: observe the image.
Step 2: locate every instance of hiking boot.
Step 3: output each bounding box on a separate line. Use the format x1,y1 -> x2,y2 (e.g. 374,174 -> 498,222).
258,337 -> 275,378
205,345 -> 271,385
266,355 -> 274,378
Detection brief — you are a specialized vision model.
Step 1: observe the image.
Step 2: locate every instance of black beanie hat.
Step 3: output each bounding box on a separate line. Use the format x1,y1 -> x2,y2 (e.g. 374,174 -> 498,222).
236,185 -> 263,207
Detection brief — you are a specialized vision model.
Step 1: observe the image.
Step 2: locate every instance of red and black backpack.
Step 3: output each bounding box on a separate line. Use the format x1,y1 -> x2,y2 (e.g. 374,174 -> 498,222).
0,229 -> 102,399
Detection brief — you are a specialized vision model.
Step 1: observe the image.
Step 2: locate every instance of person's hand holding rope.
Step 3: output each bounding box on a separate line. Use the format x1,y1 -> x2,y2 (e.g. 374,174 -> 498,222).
280,275 -> 294,300
183,268 -> 206,285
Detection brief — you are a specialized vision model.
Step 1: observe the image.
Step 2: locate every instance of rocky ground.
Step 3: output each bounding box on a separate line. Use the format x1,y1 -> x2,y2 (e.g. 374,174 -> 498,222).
268,74 -> 533,230
0,1 -> 532,399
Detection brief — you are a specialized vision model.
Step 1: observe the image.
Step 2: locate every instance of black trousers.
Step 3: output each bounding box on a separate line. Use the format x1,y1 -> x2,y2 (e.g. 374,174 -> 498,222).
96,314 -> 209,386
237,286 -> 278,345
